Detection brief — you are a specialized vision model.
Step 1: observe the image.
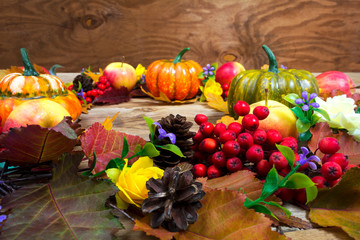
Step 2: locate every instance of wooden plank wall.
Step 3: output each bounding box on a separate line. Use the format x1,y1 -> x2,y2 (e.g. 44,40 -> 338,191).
0,0 -> 359,73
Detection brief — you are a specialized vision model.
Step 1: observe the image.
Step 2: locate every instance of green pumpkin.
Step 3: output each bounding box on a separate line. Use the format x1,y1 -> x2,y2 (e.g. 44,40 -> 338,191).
227,45 -> 319,118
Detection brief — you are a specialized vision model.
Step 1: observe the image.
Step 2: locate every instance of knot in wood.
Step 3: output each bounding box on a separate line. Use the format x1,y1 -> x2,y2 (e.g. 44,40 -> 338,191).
81,14 -> 103,30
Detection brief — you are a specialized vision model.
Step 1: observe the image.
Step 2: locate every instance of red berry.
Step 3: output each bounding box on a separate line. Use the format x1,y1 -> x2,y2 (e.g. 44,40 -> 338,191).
321,161 -> 343,181
276,188 -> 295,202
294,153 -> 309,171
212,151 -> 227,168
245,145 -> 264,163
226,157 -> 243,172
91,89 -> 98,97
311,176 -> 327,188
219,130 -> 236,143
99,75 -> 108,84
213,123 -> 227,137
328,178 -> 341,187
222,140 -> 241,158
318,137 -> 340,154
207,165 -> 222,179
233,101 -> 250,116
269,151 -> 288,170
68,84 -> 73,91
222,83 -> 230,91
256,159 -> 271,176
282,136 -> 297,143
328,153 -> 349,170
321,154 -> 332,164
223,90 -> 229,97
237,133 -> 254,149
227,122 -> 243,136
86,90 -> 93,97
194,114 -> 208,125
97,83 -> 106,90
192,164 -> 207,178
105,82 -> 111,88
193,131 -> 204,143
242,114 -> 259,131
253,106 -> 269,120
85,97 -> 92,103
199,122 -> 214,137
253,129 -> 267,145
279,165 -> 291,177
83,92 -> 87,98
266,129 -> 282,147
280,139 -> 297,152
199,138 -> 218,153
346,164 -> 360,170
192,151 -> 207,163
294,188 -> 307,205
97,90 -> 104,95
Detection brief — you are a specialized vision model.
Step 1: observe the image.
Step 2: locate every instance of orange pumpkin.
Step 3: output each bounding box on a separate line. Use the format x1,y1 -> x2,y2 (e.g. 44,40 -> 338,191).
0,48 -> 82,126
145,47 -> 203,100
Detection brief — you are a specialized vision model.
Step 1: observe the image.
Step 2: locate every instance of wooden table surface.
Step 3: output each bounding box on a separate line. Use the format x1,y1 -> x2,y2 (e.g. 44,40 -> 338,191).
59,73 -> 359,240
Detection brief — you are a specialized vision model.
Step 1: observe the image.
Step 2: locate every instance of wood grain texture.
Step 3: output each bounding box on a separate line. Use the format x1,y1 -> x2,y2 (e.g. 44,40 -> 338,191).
0,0 -> 359,72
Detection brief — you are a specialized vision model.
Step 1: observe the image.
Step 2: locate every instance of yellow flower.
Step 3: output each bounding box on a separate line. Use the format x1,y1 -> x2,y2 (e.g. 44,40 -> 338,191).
135,64 -> 146,81
315,94 -> 360,141
106,157 -> 164,209
203,79 -> 223,100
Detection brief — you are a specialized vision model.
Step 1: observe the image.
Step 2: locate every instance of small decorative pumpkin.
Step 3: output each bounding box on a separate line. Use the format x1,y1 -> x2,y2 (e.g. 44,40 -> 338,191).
0,48 -> 82,126
227,45 -> 319,117
145,47 -> 203,101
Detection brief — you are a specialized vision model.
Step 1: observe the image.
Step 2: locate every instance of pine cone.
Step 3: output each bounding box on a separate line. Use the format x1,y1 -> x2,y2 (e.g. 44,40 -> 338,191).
153,114 -> 195,169
141,165 -> 205,232
73,75 -> 93,92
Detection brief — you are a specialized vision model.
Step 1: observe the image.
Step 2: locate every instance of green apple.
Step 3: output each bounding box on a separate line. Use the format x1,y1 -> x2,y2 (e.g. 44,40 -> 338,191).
103,62 -> 137,91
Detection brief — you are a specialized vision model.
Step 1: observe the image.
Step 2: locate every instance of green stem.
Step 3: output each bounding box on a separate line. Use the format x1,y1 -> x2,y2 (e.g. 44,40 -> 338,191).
173,47 -> 190,64
262,45 -> 279,74
245,165 -> 300,208
21,48 -> 39,76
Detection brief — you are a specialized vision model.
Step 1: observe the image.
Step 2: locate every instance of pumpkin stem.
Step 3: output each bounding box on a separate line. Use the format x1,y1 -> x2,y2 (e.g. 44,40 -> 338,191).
173,47 -> 190,64
262,45 -> 279,74
21,48 -> 39,76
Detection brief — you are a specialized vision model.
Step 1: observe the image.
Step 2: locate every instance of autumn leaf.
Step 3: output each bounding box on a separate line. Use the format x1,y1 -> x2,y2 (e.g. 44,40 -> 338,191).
134,189 -> 287,240
140,86 -> 198,104
0,117 -> 81,165
1,152 -> 122,240
80,122 -> 146,173
206,92 -> 229,113
102,112 -> 120,130
92,87 -> 131,105
216,115 -> 241,127
309,167 -> 360,239
309,122 -> 360,165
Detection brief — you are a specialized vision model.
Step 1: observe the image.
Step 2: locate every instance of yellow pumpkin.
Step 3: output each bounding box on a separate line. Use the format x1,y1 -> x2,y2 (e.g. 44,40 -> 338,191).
0,48 -> 82,126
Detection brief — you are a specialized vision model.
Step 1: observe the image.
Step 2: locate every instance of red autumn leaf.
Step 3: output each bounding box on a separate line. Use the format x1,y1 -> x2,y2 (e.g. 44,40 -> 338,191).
92,87 -> 131,105
80,122 -> 146,173
309,122 -> 360,165
133,189 -> 287,240
0,117 -> 81,165
309,167 -> 360,239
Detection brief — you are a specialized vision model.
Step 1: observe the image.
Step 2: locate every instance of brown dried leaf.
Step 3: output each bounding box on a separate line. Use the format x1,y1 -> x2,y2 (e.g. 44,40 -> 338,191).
309,122 -> 360,165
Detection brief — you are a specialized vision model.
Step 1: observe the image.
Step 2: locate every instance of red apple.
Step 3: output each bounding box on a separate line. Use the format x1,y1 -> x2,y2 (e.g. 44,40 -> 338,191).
3,99 -> 70,132
316,71 -> 355,98
215,62 -> 245,86
103,62 -> 137,91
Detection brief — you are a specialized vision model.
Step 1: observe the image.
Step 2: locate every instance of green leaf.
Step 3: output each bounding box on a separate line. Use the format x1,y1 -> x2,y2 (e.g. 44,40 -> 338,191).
296,119 -> 311,133
261,166 -> 279,198
1,153 -> 122,239
276,144 -> 295,169
156,144 -> 185,157
291,106 -> 308,122
313,108 -> 330,121
81,150 -> 97,176
250,203 -> 278,220
284,173 -> 315,189
299,130 -> 312,142
139,142 -> 160,158
311,114 -> 321,125
143,116 -> 155,141
211,62 -> 218,70
121,136 -> 129,160
283,93 -> 299,105
267,201 -> 292,217
198,72 -> 205,79
105,158 -> 118,170
134,144 -> 142,154
305,185 -> 318,203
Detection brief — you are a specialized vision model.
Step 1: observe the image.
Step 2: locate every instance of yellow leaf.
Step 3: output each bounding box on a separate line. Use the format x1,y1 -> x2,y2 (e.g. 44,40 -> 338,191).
83,68 -> 104,83
135,64 -> 146,81
206,92 -> 229,114
140,86 -> 198,104
216,115 -> 241,127
102,112 -> 120,130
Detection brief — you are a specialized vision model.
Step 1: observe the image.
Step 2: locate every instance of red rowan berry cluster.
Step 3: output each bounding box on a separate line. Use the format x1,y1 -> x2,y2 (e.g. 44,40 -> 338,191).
83,75 -> 112,104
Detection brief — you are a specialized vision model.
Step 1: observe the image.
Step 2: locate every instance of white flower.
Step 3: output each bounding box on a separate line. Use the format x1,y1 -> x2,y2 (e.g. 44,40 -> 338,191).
315,94 -> 360,141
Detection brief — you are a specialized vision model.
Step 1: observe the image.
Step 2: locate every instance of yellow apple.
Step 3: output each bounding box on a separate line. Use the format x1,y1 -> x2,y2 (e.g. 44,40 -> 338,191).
3,99 -> 70,132
246,100 -> 297,138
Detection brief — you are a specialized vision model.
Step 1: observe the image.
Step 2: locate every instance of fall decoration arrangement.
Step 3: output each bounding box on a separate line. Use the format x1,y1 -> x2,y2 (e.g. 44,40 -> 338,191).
0,45 -> 359,240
